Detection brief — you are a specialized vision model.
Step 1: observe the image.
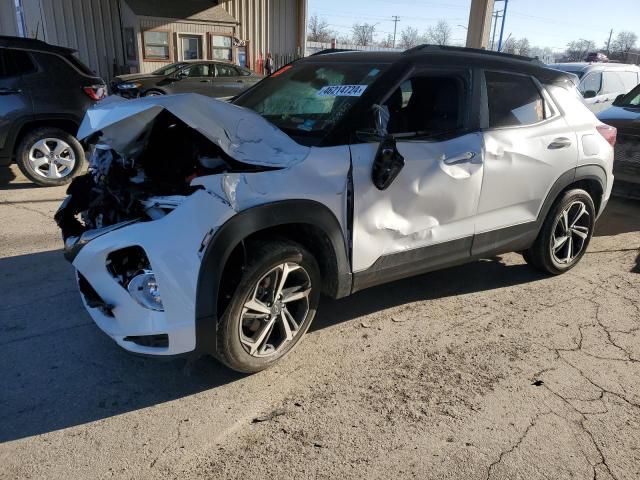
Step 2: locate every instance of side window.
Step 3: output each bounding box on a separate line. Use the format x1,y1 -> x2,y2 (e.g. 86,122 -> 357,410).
580,72 -> 602,95
602,71 -> 626,95
384,75 -> 464,135
618,71 -> 639,93
485,71 -> 545,128
0,49 -> 35,78
216,64 -> 239,77
181,64 -> 211,77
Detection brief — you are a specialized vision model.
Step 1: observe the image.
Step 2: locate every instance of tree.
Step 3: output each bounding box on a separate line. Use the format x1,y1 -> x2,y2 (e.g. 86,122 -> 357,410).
379,34 -> 395,49
611,31 -> 638,62
352,23 -> 376,46
501,36 -> 517,54
565,39 -> 595,61
307,14 -> 332,43
399,26 -> 420,49
516,38 -> 531,57
425,20 -> 452,46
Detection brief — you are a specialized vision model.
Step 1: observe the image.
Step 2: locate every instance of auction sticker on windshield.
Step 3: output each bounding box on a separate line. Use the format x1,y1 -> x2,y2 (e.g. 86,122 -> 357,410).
316,85 -> 368,97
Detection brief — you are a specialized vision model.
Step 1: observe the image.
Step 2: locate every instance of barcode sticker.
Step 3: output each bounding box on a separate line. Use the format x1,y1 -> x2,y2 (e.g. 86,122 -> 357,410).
316,85 -> 368,97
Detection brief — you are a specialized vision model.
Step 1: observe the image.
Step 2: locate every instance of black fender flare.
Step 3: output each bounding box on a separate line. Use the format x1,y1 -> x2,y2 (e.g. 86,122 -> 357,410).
537,164 -> 607,226
194,199 -> 352,354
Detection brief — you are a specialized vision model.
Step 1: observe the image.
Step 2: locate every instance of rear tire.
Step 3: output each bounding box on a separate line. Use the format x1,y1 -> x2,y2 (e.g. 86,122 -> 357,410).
214,239 -> 321,374
16,127 -> 84,187
523,189 -> 595,275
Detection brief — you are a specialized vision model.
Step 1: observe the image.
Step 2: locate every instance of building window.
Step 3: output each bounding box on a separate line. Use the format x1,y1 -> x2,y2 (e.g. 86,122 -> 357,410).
211,35 -> 232,61
143,31 -> 170,60
179,35 -> 202,60
124,28 -> 136,61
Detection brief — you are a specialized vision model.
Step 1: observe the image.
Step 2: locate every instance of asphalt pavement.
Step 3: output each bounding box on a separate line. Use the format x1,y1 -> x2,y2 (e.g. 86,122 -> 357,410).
1,165 -> 639,480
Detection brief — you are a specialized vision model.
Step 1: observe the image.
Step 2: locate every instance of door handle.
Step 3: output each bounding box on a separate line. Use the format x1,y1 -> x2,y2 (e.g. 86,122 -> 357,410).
548,137 -> 572,149
0,88 -> 22,95
199,80 -> 209,83
443,151 -> 477,165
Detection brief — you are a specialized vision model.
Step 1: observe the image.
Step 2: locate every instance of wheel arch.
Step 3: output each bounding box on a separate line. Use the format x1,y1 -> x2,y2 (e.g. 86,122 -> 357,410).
537,165 -> 606,227
195,200 -> 352,354
12,117 -> 81,159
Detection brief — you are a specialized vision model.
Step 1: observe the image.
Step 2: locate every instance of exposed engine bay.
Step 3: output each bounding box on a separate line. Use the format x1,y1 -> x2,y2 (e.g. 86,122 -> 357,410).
55,110 -> 275,240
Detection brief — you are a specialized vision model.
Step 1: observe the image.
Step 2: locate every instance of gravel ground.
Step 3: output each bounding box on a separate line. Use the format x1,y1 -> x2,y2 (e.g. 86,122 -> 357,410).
1,164 -> 639,480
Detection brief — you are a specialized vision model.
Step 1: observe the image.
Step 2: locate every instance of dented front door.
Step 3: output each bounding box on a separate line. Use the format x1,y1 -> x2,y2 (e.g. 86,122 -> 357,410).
350,132 -> 484,273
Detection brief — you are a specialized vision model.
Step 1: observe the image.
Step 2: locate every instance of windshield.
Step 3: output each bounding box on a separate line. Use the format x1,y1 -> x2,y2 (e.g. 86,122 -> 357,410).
618,84 -> 640,107
233,62 -> 387,143
152,63 -> 187,76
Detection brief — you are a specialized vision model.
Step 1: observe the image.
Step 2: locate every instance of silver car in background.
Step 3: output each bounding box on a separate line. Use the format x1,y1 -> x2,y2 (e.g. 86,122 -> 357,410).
551,62 -> 640,113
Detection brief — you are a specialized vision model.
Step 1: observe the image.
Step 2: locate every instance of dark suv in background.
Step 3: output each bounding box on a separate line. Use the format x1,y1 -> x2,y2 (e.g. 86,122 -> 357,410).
0,36 -> 106,186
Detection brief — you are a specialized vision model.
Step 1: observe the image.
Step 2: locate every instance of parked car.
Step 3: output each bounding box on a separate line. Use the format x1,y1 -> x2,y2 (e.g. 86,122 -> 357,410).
56,46 -> 616,373
111,60 -> 261,99
0,36 -> 106,186
550,62 -> 640,114
585,52 -> 609,63
598,83 -> 640,198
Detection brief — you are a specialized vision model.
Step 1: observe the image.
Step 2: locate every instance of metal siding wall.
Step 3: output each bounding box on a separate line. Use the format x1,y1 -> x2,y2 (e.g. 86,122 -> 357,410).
220,0 -> 303,71
0,0 -> 18,36
21,0 -> 124,80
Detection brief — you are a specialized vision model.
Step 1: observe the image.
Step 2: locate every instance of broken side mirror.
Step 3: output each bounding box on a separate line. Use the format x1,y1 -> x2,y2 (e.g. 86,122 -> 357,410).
372,136 -> 404,190
355,104 -> 390,142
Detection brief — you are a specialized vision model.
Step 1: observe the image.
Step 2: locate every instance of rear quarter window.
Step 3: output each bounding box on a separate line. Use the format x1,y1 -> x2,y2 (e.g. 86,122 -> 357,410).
63,53 -> 96,76
485,71 -> 546,128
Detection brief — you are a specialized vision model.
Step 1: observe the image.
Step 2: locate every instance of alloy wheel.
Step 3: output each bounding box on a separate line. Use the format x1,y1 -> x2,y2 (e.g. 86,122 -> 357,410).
27,138 -> 76,179
239,262 -> 312,358
550,200 -> 591,265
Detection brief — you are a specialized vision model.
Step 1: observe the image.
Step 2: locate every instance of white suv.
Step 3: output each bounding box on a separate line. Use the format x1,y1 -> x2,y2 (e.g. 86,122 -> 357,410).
56,46 -> 616,373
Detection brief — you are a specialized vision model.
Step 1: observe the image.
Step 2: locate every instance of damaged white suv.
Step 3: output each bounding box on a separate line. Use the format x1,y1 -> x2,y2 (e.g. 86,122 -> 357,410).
56,46 -> 616,373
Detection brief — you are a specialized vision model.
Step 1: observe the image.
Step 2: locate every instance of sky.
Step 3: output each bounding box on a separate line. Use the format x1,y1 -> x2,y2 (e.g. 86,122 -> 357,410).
307,0 -> 640,53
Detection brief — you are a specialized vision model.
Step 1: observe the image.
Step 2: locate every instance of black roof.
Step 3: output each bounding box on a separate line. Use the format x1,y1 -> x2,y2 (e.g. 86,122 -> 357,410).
301,44 -> 572,85
0,36 -> 76,55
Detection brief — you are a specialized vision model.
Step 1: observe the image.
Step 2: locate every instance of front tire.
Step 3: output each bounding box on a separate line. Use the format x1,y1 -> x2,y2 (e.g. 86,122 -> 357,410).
214,239 -> 321,373
16,127 -> 84,187
523,189 -> 595,275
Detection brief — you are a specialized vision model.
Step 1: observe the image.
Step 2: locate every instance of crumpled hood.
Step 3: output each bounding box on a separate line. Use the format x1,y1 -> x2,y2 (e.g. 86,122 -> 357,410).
77,94 -> 310,167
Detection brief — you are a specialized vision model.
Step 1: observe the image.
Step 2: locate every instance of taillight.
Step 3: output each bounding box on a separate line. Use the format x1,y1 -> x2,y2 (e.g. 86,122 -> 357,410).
596,124 -> 617,147
83,84 -> 107,101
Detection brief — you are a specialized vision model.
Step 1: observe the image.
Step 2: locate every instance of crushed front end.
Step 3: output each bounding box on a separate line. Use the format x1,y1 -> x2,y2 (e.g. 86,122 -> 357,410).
54,94 -> 308,356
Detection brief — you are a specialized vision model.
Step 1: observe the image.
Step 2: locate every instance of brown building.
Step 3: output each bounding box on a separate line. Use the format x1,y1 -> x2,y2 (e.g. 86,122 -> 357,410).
3,0 -> 308,79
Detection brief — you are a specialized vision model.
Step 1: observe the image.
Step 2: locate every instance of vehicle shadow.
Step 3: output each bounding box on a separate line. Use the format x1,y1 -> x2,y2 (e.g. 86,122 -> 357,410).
594,196 -> 640,237
0,249 -> 243,443
2,198 -> 638,443
0,248 -> 545,443
313,257 -> 546,332
0,166 -> 20,189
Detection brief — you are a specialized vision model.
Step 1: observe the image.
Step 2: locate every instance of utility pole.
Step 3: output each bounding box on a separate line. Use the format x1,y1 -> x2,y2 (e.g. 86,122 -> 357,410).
605,28 -> 613,55
490,10 -> 502,50
392,15 -> 400,48
497,0 -> 509,52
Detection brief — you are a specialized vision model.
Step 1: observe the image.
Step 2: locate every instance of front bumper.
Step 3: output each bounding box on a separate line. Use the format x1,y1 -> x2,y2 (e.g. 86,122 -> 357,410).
67,189 -> 234,356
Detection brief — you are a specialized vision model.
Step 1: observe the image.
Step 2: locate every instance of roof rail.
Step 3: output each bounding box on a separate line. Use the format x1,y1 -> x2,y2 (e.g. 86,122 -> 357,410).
0,35 -> 76,54
403,44 -> 544,64
310,48 -> 357,56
